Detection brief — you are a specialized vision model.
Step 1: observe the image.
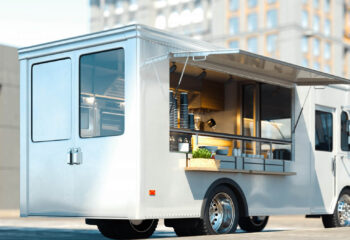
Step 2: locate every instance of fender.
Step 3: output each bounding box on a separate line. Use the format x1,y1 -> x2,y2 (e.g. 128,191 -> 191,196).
201,178 -> 249,218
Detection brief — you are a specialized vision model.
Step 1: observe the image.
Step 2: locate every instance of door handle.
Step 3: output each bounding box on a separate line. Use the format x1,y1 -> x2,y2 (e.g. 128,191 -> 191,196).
67,148 -> 82,165
332,156 -> 336,176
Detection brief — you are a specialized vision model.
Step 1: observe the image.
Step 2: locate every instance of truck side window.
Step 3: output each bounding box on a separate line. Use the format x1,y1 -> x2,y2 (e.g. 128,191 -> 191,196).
32,58 -> 72,142
80,48 -> 125,138
341,111 -> 349,151
315,110 -> 333,152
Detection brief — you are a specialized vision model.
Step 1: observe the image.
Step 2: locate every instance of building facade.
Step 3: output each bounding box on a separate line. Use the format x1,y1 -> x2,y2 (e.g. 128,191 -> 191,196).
0,45 -> 19,216
90,0 -> 349,77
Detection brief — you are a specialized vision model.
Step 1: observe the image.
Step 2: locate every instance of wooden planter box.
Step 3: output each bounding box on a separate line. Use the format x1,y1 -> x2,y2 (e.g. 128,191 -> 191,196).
187,158 -> 220,169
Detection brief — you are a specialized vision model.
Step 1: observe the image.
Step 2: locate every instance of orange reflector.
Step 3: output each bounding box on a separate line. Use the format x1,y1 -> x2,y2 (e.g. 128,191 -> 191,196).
149,190 -> 156,196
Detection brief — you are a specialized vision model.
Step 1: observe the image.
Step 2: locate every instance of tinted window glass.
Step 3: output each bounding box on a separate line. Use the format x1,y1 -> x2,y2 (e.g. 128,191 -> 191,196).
32,59 -> 72,142
247,13 -> 258,32
260,84 -> 291,140
315,110 -> 333,151
341,111 -> 349,151
80,48 -> 125,138
229,17 -> 239,35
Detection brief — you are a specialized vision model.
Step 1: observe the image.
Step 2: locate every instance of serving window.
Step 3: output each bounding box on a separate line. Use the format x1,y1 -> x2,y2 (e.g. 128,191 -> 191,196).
169,61 -> 292,161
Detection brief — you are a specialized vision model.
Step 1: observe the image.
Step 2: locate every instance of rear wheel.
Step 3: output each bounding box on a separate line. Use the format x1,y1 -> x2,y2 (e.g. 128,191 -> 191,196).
239,216 -> 269,232
97,219 -> 158,239
194,185 -> 239,235
322,189 -> 350,228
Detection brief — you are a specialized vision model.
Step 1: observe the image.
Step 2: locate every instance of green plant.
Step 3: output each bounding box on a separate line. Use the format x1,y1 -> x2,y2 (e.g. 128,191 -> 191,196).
192,148 -> 212,159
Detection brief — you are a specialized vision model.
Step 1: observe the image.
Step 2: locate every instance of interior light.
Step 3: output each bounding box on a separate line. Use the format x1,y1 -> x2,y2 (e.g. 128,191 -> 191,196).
207,118 -> 216,129
85,96 -> 95,105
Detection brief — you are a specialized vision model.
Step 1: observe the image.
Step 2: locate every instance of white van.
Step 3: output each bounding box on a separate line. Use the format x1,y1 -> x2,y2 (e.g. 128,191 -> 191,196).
19,25 -> 350,239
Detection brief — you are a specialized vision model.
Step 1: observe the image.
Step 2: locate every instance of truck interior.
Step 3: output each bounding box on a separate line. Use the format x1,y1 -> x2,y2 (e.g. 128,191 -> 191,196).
168,50 -> 350,169
169,61 -> 292,161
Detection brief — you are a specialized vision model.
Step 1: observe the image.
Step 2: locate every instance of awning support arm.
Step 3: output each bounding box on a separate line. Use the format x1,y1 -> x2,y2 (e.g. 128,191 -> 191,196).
170,56 -> 189,113
292,86 -> 312,134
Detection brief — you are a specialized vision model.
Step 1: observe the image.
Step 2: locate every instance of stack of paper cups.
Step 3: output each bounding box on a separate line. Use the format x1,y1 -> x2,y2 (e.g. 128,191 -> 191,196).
169,91 -> 177,128
180,92 -> 189,129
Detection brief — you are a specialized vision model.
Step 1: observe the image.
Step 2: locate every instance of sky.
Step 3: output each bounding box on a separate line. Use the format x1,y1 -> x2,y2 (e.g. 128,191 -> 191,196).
0,0 -> 89,48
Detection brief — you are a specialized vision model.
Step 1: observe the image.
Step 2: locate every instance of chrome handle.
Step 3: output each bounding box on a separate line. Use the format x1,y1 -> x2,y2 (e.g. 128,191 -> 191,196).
67,149 -> 73,165
67,148 -> 82,165
332,156 -> 336,176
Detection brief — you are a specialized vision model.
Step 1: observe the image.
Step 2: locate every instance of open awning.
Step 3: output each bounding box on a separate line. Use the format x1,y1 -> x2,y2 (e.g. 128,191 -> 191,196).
170,50 -> 350,88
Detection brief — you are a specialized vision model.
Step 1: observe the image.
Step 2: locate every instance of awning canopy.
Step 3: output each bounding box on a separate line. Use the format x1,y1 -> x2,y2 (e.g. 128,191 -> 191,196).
170,50 -> 350,88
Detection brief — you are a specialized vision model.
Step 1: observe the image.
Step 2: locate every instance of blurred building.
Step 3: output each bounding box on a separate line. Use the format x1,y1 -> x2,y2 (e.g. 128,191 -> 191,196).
0,45 -> 19,216
90,0 -> 349,77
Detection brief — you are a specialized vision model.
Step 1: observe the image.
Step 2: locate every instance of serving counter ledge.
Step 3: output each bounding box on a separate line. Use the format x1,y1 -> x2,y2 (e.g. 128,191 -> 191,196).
184,167 -> 296,176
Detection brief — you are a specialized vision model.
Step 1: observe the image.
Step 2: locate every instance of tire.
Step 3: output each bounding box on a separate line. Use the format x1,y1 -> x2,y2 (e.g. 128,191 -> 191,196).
322,189 -> 350,228
194,185 -> 239,235
173,225 -> 196,237
239,216 -> 269,232
97,219 -> 158,239
170,219 -> 200,237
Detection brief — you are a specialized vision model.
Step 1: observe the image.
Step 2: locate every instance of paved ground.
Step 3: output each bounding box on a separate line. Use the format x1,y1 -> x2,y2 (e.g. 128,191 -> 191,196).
0,215 -> 348,239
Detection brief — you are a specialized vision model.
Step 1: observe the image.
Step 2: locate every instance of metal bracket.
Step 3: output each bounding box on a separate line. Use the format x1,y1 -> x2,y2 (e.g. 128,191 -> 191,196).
192,55 -> 207,62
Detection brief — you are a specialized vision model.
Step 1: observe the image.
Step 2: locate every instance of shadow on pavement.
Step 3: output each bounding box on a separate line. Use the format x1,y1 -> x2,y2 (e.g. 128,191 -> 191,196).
0,227 -> 106,240
0,227 -> 286,240
0,227 -> 178,240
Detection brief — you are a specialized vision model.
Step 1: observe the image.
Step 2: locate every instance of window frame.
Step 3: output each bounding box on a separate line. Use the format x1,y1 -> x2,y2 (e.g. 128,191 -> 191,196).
341,111 -> 350,151
79,47 -> 125,139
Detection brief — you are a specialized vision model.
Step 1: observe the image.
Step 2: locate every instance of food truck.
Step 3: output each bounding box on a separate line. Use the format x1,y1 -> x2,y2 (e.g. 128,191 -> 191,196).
19,24 -> 350,239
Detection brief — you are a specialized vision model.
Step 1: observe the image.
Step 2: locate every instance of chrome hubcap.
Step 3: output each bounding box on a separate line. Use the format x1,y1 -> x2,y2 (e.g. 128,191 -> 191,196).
338,194 -> 350,227
209,192 -> 235,234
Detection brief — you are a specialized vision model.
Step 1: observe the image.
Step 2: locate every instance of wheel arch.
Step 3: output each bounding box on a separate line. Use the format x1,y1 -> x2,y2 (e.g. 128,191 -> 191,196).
201,178 -> 249,219
329,186 -> 350,214
340,186 -> 350,194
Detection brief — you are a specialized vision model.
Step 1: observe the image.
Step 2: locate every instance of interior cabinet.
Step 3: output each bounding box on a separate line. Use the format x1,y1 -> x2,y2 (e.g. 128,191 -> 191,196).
188,80 -> 224,111
170,73 -> 224,111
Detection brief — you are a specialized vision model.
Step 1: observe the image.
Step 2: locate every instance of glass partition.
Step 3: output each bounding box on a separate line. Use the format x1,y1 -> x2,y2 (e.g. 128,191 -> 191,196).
260,84 -> 292,140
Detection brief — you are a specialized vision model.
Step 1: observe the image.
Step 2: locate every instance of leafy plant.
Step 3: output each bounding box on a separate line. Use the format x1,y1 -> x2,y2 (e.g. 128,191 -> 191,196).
192,148 -> 212,159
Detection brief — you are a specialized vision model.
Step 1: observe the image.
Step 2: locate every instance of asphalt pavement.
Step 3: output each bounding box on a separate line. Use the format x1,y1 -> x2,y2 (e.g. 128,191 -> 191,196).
0,215 -> 349,240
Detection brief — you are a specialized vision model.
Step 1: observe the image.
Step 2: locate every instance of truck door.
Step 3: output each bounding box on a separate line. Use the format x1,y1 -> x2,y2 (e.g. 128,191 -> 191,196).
336,111 -> 350,200
29,57 -> 74,215
313,106 -> 336,212
70,43 -> 134,216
